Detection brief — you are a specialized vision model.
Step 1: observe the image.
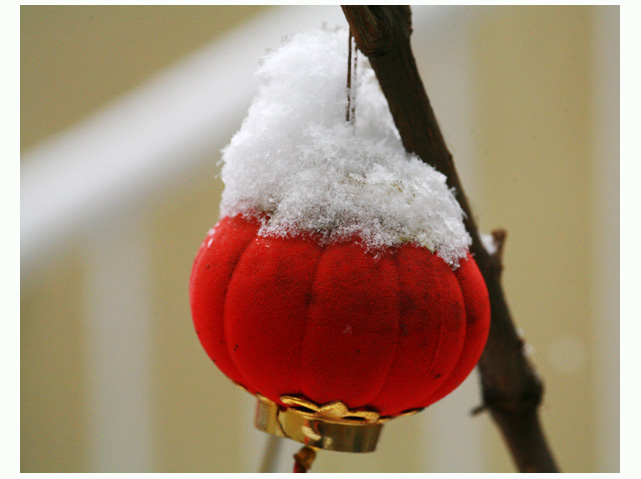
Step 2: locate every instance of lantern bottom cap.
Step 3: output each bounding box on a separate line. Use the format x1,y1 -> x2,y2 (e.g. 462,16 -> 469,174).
253,394 -> 389,453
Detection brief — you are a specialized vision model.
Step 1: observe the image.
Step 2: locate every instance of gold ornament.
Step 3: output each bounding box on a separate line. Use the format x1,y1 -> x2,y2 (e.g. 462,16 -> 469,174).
253,394 -> 421,453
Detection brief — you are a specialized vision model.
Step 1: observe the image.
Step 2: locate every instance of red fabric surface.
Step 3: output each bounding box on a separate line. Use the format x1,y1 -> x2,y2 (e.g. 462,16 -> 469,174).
368,244 -> 466,416
190,214 -> 490,417
225,233 -> 323,403
189,215 -> 259,392
300,240 -> 400,409
419,254 -> 491,406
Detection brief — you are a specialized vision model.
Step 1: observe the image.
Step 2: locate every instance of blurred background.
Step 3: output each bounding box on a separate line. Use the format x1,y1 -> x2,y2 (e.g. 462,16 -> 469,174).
20,5 -> 619,473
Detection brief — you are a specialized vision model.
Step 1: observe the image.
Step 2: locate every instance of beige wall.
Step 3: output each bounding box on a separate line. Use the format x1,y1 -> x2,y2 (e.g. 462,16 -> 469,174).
471,6 -> 611,472
20,6 -> 619,473
20,5 -> 268,151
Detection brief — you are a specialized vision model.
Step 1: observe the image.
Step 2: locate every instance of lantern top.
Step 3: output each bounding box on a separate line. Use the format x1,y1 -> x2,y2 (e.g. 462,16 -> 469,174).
219,28 -> 471,267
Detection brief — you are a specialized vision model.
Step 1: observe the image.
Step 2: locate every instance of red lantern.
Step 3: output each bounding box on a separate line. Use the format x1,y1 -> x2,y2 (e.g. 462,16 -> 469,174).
189,212 -> 490,452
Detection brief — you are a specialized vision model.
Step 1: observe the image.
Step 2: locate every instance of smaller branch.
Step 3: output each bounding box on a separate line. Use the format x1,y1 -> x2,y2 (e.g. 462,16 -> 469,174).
470,403 -> 488,416
488,228 -> 507,274
293,445 -> 317,473
491,229 -> 507,259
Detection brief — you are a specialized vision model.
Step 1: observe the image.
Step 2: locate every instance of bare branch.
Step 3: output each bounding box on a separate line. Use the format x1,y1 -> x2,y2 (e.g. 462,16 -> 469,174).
342,5 -> 559,473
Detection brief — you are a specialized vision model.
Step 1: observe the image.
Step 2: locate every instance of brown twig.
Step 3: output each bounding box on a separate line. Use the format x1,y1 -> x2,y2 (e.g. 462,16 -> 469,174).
341,5 -> 559,473
293,445 -> 317,473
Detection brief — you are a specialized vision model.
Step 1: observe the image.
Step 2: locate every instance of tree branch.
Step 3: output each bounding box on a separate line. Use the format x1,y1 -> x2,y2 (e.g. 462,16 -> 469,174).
342,5 -> 559,473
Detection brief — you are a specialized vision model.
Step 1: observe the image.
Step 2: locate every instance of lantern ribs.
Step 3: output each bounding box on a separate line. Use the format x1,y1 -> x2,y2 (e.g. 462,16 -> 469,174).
342,5 -> 559,473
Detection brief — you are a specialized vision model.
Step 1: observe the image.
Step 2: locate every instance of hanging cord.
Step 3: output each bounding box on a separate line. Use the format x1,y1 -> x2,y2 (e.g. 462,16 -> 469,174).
346,28 -> 358,124
293,445 -> 317,473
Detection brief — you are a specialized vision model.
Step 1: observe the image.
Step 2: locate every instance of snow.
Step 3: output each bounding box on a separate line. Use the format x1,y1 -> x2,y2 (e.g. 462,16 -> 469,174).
219,27 -> 470,266
481,233 -> 497,256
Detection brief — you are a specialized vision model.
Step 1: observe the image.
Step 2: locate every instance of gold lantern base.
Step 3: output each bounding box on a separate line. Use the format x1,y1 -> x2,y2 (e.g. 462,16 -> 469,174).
253,394 -> 421,453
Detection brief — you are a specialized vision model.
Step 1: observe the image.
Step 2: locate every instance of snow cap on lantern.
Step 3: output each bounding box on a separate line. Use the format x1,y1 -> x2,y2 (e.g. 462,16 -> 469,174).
190,27 -> 490,452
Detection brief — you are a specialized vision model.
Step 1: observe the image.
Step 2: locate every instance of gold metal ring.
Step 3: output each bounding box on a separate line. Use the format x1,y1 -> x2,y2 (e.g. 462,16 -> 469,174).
255,394 -> 391,453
